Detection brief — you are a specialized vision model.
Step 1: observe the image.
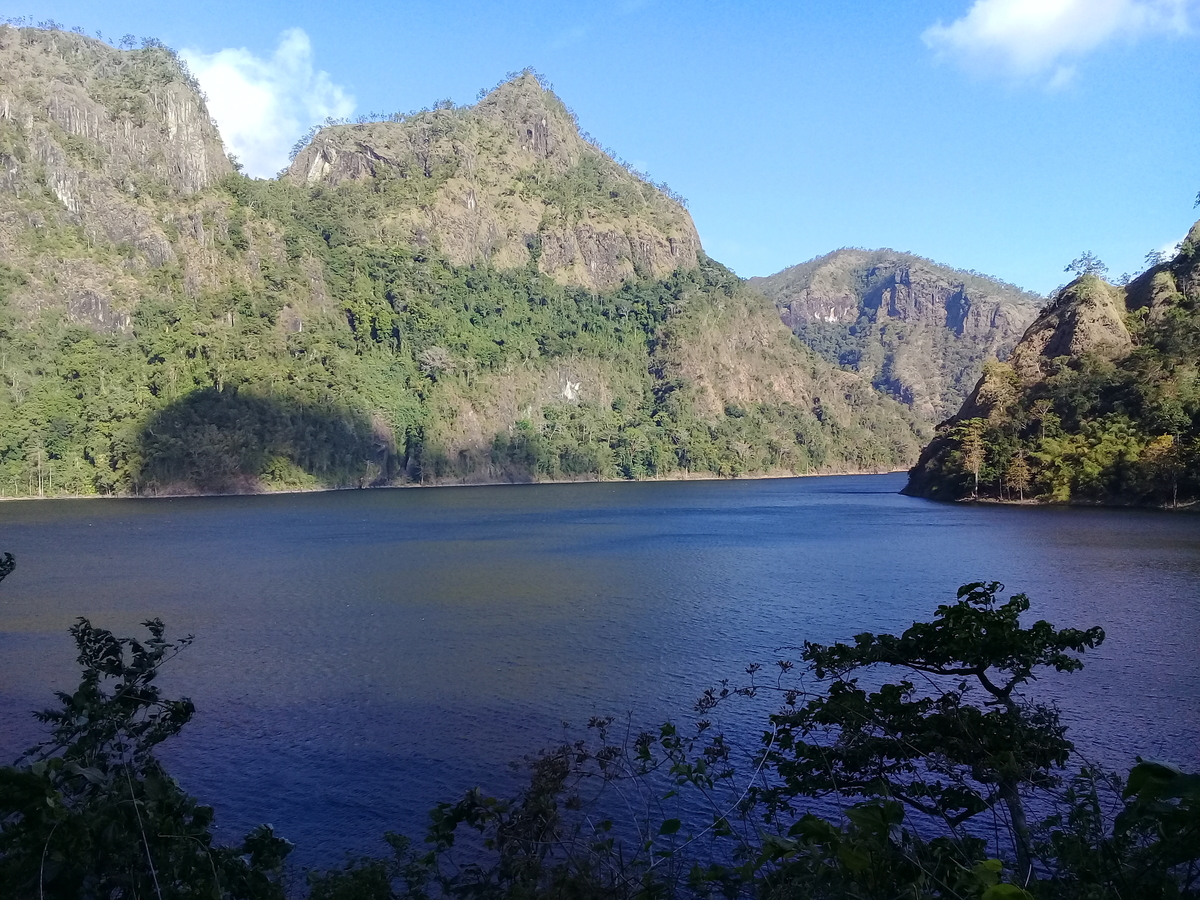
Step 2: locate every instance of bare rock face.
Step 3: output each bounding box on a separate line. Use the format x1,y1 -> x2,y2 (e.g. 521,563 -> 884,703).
1009,275 -> 1131,381
749,249 -> 1041,424
0,26 -> 231,330
1006,224 -> 1200,386
757,249 -> 1038,351
0,28 -> 229,193
937,227 -> 1200,434
287,73 -> 701,292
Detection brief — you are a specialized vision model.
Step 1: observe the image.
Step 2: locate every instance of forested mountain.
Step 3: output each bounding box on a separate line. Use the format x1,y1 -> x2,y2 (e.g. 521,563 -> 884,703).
749,249 -> 1042,428
904,220 -> 1200,506
0,25 -> 922,496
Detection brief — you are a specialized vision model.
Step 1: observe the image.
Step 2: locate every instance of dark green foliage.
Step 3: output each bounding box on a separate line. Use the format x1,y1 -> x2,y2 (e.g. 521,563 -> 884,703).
1121,761 -> 1200,877
1032,762 -> 1200,898
0,204 -> 914,494
906,247 -> 1200,506
136,388 -> 384,493
1,569 -> 1197,899
764,583 -> 1104,882
801,581 -> 1105,689
0,610 -> 291,899
1064,252 -> 1108,279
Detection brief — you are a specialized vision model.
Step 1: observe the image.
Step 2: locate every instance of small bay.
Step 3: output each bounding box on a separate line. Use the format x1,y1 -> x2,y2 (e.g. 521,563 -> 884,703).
1,473 -> 1198,866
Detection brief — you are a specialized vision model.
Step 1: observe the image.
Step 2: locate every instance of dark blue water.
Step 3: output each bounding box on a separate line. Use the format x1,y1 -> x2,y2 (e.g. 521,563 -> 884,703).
1,474 -> 1198,866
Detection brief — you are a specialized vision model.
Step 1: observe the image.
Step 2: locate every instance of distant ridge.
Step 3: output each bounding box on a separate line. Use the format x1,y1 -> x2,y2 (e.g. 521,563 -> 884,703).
750,248 -> 1042,428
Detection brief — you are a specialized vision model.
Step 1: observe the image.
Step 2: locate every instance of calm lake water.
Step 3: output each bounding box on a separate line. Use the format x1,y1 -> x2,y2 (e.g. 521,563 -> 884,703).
1,473 -> 1198,867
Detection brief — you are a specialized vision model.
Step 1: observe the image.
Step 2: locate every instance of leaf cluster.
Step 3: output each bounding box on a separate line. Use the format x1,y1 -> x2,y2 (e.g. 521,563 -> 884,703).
0,611 -> 291,899
2,569 -> 1196,900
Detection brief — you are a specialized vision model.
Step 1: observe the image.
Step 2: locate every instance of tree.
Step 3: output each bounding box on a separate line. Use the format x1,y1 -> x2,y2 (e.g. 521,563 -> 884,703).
1141,434 -> 1185,507
755,582 -> 1105,887
1024,398 -> 1061,444
956,418 -> 987,497
418,345 -> 455,380
0,607 -> 291,899
1064,252 -> 1108,279
1006,449 -> 1032,501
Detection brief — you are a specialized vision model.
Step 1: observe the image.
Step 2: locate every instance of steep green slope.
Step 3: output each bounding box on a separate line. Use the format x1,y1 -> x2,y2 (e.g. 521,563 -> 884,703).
749,249 -> 1041,427
904,220 -> 1200,506
0,27 -> 921,496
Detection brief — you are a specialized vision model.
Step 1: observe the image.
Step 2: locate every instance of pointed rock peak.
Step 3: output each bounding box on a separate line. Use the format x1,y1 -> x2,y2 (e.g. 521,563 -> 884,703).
474,69 -> 583,163
1185,218 -> 1200,250
1009,274 -> 1131,382
481,69 -> 548,99
475,68 -> 560,112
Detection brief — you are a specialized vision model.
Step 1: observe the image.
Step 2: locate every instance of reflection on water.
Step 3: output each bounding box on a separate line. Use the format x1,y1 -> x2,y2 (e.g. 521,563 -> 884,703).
1,474 -> 1198,864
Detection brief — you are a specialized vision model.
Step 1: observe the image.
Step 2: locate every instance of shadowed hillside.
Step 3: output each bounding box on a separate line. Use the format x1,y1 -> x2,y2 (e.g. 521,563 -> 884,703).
0,27 -> 922,496
134,388 -> 387,494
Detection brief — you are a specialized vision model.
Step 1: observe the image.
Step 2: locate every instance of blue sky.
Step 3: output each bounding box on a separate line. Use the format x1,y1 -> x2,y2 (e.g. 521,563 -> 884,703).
8,0 -> 1200,293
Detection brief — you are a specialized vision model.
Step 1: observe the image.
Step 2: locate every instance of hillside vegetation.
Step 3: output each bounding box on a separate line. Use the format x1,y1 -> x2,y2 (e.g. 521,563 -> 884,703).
0,26 -> 921,496
904,220 -> 1200,506
750,249 -> 1041,428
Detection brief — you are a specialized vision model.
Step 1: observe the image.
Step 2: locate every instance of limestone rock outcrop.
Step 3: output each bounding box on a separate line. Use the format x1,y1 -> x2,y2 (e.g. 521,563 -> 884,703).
287,73 -> 700,293
0,26 -> 231,330
749,249 -> 1041,425
1008,275 -> 1130,382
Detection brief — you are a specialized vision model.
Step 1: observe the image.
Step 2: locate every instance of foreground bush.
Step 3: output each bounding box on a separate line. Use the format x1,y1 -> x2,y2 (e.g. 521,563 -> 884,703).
0,552 -> 290,898
0,555 -> 1196,899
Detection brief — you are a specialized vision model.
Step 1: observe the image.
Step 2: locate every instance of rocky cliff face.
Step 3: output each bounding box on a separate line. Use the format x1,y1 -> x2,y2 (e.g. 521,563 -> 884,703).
287,73 -> 701,293
0,26 -> 231,330
984,226 -> 1200,391
1007,275 -> 1130,382
749,249 -> 1041,425
0,34 -> 923,496
904,221 -> 1200,505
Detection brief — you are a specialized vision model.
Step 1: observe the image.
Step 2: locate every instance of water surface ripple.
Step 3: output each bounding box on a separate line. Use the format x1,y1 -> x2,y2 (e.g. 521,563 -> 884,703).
1,474 -> 1197,865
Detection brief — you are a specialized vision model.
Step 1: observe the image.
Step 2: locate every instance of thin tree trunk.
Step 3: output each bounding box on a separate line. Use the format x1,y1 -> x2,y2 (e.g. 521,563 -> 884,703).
1000,777 -> 1035,887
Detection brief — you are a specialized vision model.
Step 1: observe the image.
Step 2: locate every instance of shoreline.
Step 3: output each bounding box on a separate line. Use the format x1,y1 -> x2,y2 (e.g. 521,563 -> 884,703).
908,492 -> 1200,514
0,466 -> 912,502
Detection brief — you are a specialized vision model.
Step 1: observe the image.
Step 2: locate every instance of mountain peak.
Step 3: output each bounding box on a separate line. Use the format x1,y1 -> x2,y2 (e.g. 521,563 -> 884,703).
472,70 -> 583,166
750,247 -> 1041,425
285,71 -> 700,291
480,69 -> 549,104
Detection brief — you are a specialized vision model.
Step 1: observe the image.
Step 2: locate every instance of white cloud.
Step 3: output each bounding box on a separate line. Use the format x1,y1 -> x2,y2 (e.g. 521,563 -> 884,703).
182,28 -> 355,178
1157,236 -> 1185,257
923,0 -> 1195,83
